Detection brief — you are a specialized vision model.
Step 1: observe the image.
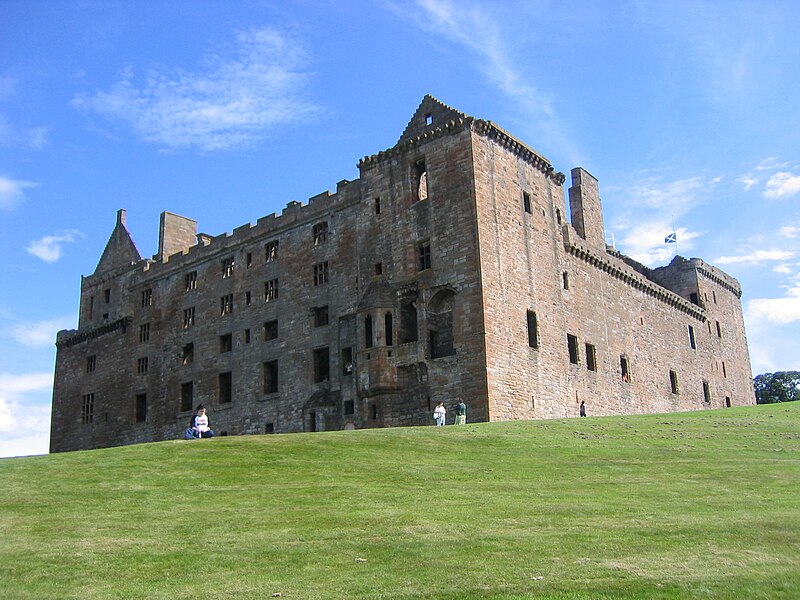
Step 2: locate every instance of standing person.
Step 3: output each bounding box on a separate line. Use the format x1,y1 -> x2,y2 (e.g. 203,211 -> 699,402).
579,400 -> 586,417
185,405 -> 214,439
455,400 -> 467,425
433,402 -> 446,426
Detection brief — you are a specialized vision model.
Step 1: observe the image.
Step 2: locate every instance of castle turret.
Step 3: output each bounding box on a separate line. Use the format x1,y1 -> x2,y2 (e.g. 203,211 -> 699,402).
568,167 -> 606,248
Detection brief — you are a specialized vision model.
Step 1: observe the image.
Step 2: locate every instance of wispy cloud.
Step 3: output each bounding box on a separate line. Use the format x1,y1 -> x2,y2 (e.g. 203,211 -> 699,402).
714,248 -> 795,266
746,279 -> 800,325
780,226 -> 800,238
72,27 -> 320,151
8,314 -> 77,347
26,229 -> 84,263
0,372 -> 52,458
0,175 -> 37,210
763,171 -> 800,199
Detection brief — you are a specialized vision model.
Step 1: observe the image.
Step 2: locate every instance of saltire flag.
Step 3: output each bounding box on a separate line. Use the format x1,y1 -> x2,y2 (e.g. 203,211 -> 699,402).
664,232 -> 677,244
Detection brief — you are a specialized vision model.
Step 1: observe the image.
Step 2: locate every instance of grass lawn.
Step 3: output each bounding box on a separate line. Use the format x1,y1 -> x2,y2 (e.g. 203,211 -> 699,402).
1,402 -> 798,599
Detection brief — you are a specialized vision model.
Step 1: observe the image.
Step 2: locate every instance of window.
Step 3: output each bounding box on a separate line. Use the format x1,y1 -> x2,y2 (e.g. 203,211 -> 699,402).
137,357 -> 149,374
414,158 -> 428,202
620,355 -> 630,382
135,393 -> 147,423
556,208 -> 562,225
245,290 -> 252,306
185,271 -> 198,291
141,289 -> 152,307
385,312 -> 393,346
313,347 -> 330,383
428,290 -> 455,358
418,243 -> 431,271
713,290 -> 717,304
86,355 -> 96,373
219,333 -> 232,353
365,315 -> 373,349
265,240 -> 279,262
400,299 -> 418,343
344,400 -> 355,415
182,343 -> 194,365
220,294 -> 233,315
244,329 -> 251,344
716,321 -> 722,338
374,262 -> 383,276
264,320 -> 278,341
139,323 -> 150,343
263,360 -> 278,394
180,382 -> 194,413
567,334 -> 579,365
183,307 -> 195,328
313,262 -> 329,286
374,197 -> 381,215
371,403 -> 378,420
669,370 -> 679,394
89,296 -> 94,320
222,257 -> 234,278
690,292 -> 699,305
527,311 -> 539,349
342,347 -> 353,376
425,113 -> 432,126
313,306 -> 329,327
81,393 -> 95,424
523,191 -> 532,214
218,372 -> 232,404
313,221 -> 329,245
722,361 -> 727,378
104,288 -> 111,303
265,423 -> 275,433
703,381 -> 711,404
585,343 -> 597,371
264,279 -> 279,302
688,325 -> 696,350
246,252 -> 252,268
562,271 -> 570,290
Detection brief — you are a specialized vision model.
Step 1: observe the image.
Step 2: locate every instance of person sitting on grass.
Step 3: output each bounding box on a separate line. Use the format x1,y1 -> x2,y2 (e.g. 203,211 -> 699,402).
185,405 -> 214,439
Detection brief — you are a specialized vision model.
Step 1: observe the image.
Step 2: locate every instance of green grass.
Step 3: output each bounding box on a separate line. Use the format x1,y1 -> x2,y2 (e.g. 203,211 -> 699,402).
1,403 -> 798,599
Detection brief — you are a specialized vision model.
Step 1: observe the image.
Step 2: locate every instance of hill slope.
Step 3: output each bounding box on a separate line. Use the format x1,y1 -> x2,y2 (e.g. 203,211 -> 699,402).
1,404 -> 799,599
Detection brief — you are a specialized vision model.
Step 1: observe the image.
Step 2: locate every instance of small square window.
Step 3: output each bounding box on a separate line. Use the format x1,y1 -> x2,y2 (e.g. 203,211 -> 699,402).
220,294 -> 234,315
221,257 -> 234,278
374,262 -> 383,276
219,333 -> 232,353
86,355 -> 97,373
425,113 -> 432,126
313,222 -> 329,245
185,271 -> 198,291
313,262 -> 329,286
313,305 -> 329,327
265,240 -> 279,262
264,320 -> 278,341
137,356 -> 149,374
344,400 -> 355,415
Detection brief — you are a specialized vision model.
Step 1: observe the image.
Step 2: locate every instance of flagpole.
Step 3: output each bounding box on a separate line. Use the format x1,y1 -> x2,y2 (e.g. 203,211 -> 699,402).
672,215 -> 678,257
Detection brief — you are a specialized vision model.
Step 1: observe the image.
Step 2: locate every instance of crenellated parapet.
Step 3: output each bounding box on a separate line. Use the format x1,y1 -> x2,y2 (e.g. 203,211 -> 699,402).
56,316 -> 132,349
696,262 -> 743,298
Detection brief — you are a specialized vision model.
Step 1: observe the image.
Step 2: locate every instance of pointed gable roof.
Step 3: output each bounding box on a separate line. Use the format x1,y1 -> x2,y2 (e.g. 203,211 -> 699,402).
397,95 -> 469,144
94,209 -> 142,275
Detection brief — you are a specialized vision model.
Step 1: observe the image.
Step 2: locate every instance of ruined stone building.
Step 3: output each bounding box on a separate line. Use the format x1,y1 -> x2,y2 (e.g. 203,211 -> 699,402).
50,96 -> 755,452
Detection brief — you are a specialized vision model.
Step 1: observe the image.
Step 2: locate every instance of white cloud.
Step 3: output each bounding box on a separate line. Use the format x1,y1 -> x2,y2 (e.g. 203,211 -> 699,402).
8,314 -> 77,347
780,226 -> 800,238
617,224 -> 702,267
72,27 -> 320,151
713,248 -> 795,266
26,229 -> 84,263
763,171 -> 800,199
0,175 -> 37,210
746,281 -> 800,325
774,264 -> 793,274
0,372 -> 53,458
736,175 -> 757,191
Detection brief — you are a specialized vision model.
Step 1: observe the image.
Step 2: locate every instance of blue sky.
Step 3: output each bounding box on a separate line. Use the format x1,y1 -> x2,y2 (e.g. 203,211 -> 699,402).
2,0 -> 798,458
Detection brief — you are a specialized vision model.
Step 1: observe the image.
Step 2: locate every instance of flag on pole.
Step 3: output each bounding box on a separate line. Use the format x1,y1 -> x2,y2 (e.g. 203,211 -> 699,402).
664,232 -> 677,244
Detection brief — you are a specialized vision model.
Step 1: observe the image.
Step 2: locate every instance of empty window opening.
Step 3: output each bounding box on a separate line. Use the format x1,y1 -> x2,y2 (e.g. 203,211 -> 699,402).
400,299 -> 418,343
219,333 -> 232,353
104,288 -> 111,303
703,380 -> 711,404
414,158 -> 428,202
89,295 -> 94,320
385,312 -> 393,346
135,393 -> 147,423
527,310 -> 539,349
246,252 -> 252,268
725,396 -> 731,408
669,370 -> 679,395
556,209 -> 562,225
713,290 -> 717,304
265,240 -> 279,262
688,325 -> 696,350
263,360 -> 278,394
523,191 -> 532,214
185,271 -> 198,291
313,305 -> 329,327
562,271 -> 570,290
222,257 -> 234,278
218,372 -> 233,404
313,347 -> 330,383
220,294 -> 233,315
139,323 -> 150,343
244,328 -> 251,344
425,113 -> 432,126
245,290 -> 252,306
374,262 -> 383,276
264,320 -> 278,341
309,411 -> 317,432
342,347 -> 353,376
182,343 -> 194,365
690,292 -> 699,305
86,355 -> 96,373
722,361 -> 727,378
585,343 -> 597,371
313,262 -> 329,286
141,288 -> 152,307
264,279 -> 279,302
265,423 -> 275,433
81,393 -> 95,424
180,382 -> 194,413
374,197 -> 381,215
428,290 -> 455,358
620,355 -> 630,382
344,400 -> 355,415
716,321 -> 722,337
137,356 -> 149,374
365,315 -> 374,349
567,334 -> 579,365
418,242 -> 431,271
313,221 -> 329,245
371,403 -> 378,420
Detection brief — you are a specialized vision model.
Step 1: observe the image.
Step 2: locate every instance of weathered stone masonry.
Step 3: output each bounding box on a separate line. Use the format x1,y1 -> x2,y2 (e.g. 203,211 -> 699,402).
50,96 -> 755,452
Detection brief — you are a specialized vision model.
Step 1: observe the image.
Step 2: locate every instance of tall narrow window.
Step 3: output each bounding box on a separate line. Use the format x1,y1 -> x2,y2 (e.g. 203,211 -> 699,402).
418,243 -> 431,271
385,312 -> 393,346
688,325 -> 696,350
136,356 -> 149,374
313,347 -> 330,383
264,279 -> 279,302
246,252 -> 252,268
185,271 -> 197,291
104,288 -> 111,303
245,290 -> 252,306
182,343 -> 194,365
220,294 -> 233,315
567,334 -> 579,365
139,323 -> 150,343
523,191 -> 532,214
183,307 -> 195,328
400,299 -> 418,343
218,372 -> 232,404
141,289 -> 152,307
562,271 -> 570,290
365,315 -> 373,349
135,393 -> 147,423
86,355 -> 96,373
526,310 -> 539,349
313,306 -> 329,327
428,290 -> 455,358
312,221 -> 329,245
81,393 -> 95,424
722,361 -> 727,378
585,343 -> 597,371
313,262 -> 329,286
374,197 -> 381,215
414,159 -> 428,202
244,328 -> 251,344
703,381 -> 711,404
716,321 -> 722,337
222,257 -> 234,278
669,370 -> 679,394
180,382 -> 194,412
620,355 -> 630,382
265,240 -> 279,262
264,320 -> 278,341
219,333 -> 232,353
342,347 -> 353,376
263,360 -> 278,394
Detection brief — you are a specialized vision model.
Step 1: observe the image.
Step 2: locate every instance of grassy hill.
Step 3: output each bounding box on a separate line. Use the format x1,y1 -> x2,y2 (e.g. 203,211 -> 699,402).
1,403 -> 798,599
